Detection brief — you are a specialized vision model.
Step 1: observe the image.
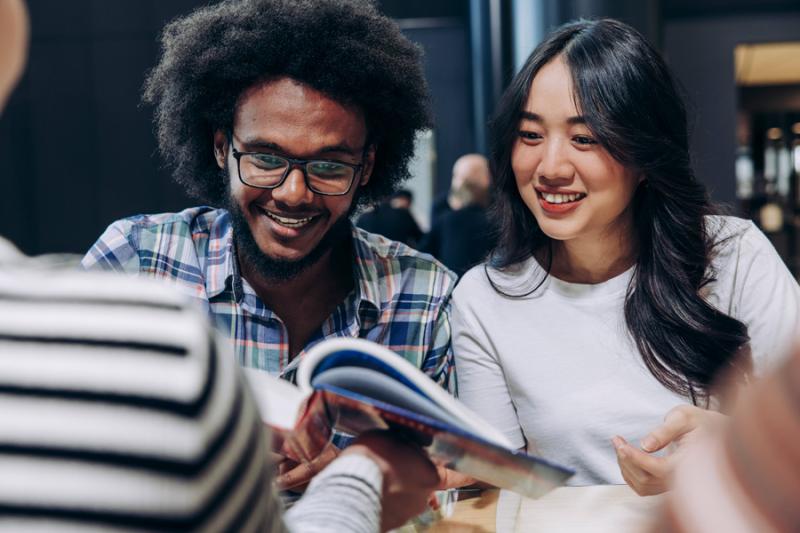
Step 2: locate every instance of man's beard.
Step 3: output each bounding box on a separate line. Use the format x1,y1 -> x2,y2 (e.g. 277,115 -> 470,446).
223,181 -> 354,283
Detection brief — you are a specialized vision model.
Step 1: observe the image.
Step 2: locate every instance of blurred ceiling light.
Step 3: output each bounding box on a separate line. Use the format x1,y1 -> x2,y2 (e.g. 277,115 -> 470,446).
767,127 -> 783,140
735,42 -> 800,86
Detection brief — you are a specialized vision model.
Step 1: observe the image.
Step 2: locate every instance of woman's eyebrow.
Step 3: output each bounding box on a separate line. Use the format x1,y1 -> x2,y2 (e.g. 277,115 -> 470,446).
519,111 -> 586,125
520,111 -> 543,122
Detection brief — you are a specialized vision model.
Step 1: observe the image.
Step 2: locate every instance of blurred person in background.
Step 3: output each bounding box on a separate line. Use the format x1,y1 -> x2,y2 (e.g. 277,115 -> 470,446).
356,189 -> 423,247
653,345 -> 800,533
0,0 -> 439,531
652,343 -> 800,532
421,154 -> 496,277
430,154 -> 492,224
0,0 -> 27,111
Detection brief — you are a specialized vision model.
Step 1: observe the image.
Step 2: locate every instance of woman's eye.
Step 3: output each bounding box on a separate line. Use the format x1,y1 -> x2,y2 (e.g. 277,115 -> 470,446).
573,135 -> 597,146
518,131 -> 542,141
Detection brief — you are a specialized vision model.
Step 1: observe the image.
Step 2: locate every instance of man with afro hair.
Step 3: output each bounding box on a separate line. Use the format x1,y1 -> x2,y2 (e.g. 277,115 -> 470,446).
83,0 -> 456,399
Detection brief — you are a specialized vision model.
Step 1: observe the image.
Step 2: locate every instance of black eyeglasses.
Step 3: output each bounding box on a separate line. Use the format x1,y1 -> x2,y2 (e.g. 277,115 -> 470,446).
228,134 -> 365,196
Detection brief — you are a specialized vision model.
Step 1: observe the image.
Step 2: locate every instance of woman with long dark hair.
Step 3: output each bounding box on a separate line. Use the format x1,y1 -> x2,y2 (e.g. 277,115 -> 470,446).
451,18 -> 800,494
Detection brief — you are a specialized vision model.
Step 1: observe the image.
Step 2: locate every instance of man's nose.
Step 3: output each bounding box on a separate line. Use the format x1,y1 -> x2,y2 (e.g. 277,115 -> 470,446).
270,167 -> 315,206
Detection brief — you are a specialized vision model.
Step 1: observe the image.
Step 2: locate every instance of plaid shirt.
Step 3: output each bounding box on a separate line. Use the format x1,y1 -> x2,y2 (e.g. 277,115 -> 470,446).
82,207 -> 456,389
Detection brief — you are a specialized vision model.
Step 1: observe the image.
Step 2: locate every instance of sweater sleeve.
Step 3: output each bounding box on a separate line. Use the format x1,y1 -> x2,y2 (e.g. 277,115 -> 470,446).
284,454 -> 383,533
720,221 -> 800,374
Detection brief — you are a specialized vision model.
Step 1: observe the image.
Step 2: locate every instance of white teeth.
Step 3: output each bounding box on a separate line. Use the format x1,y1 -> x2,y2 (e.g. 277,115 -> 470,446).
265,211 -> 315,228
542,192 -> 585,204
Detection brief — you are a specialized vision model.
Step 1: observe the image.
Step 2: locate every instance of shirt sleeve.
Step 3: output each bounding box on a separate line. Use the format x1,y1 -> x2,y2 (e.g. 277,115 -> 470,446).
284,454 -> 383,533
723,222 -> 800,374
423,298 -> 456,393
81,219 -> 141,273
451,278 -> 526,449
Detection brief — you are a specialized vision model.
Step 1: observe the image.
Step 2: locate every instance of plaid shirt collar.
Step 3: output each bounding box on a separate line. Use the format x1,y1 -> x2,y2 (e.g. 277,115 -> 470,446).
203,211 -> 382,313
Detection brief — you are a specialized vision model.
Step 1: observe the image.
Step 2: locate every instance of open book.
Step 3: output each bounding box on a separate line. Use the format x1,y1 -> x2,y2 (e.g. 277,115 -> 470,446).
244,337 -> 573,498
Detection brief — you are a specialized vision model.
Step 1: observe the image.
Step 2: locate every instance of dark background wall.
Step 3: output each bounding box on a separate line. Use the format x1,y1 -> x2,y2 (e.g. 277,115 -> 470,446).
3,0 -> 800,255
662,7 -> 800,207
0,0 -> 204,255
402,20 -> 474,198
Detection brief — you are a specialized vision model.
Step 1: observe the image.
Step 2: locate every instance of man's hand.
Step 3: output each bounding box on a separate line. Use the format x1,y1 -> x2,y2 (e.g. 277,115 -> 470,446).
277,441 -> 340,491
435,466 -> 475,490
613,404 -> 727,496
275,438 -> 476,495
343,431 -> 439,532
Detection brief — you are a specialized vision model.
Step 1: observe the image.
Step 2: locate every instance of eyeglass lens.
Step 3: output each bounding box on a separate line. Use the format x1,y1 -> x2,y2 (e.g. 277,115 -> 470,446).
240,153 -> 355,194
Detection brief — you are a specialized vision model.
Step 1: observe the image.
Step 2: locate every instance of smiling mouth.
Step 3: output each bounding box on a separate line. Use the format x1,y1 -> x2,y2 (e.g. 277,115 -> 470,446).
262,210 -> 319,228
538,192 -> 587,204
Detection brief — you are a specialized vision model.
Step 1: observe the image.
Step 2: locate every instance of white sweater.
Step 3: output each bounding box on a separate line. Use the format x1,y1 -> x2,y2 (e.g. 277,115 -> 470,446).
452,216 -> 800,485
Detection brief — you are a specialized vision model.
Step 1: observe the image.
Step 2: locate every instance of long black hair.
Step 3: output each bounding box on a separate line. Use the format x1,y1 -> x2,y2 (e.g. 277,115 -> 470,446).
488,19 -> 750,404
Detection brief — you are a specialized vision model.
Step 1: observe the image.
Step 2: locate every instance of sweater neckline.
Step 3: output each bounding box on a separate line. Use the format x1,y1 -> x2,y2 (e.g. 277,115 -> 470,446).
543,261 -> 635,300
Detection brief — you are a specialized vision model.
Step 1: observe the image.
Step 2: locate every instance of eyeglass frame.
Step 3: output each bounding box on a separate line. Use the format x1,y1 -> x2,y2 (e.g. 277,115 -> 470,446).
227,131 -> 368,196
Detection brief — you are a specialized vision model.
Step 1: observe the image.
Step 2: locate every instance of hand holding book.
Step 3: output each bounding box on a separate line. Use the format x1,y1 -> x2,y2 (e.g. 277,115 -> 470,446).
277,439 -> 340,490
245,337 -> 573,498
343,430 -> 440,531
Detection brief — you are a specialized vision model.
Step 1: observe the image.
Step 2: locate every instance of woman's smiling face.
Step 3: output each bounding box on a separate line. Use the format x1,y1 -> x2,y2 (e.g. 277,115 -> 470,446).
512,56 -> 641,248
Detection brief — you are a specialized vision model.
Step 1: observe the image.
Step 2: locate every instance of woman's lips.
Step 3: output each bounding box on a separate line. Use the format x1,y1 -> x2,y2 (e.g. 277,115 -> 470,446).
536,191 -> 586,214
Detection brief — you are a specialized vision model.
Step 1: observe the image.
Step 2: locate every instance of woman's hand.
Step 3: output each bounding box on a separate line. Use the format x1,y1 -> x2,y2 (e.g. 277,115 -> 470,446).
612,404 -> 727,496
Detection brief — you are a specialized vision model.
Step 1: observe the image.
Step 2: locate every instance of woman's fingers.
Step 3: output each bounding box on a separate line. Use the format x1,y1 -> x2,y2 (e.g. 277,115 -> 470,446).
641,404 -> 705,452
613,435 -> 670,496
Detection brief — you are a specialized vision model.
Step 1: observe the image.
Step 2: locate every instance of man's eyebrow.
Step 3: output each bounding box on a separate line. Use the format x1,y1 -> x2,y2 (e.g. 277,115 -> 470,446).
238,138 -> 360,156
317,144 -> 360,156
519,111 -> 586,125
239,139 -> 283,151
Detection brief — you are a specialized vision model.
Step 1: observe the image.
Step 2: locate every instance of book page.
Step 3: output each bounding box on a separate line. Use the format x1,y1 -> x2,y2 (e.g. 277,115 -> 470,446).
315,387 -> 573,498
243,367 -> 306,432
311,366 -> 456,424
297,337 -> 512,447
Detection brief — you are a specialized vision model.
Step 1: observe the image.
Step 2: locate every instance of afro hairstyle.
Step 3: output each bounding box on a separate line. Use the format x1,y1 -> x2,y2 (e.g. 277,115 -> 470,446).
143,0 -> 432,207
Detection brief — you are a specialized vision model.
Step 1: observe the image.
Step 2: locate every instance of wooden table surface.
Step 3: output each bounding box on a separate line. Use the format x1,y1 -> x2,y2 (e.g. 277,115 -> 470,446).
422,490 -> 498,532
421,485 -> 665,532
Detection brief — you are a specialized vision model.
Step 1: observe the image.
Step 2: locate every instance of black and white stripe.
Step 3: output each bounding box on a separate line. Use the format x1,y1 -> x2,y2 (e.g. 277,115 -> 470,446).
0,268 -> 277,532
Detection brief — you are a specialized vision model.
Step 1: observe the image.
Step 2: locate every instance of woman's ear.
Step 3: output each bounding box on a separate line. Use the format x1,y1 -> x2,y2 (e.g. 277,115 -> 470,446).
213,130 -> 228,169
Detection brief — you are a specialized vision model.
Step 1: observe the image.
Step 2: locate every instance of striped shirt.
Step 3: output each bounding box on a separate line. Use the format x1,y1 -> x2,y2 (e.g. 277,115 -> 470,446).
81,207 -> 456,388
0,239 -> 385,532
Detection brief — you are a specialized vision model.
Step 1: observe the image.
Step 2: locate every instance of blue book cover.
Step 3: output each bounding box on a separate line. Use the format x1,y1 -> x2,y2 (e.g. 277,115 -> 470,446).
246,337 -> 573,498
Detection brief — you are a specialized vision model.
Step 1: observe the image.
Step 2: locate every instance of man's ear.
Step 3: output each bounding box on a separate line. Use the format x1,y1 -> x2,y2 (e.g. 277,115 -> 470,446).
359,145 -> 376,187
213,130 -> 228,169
